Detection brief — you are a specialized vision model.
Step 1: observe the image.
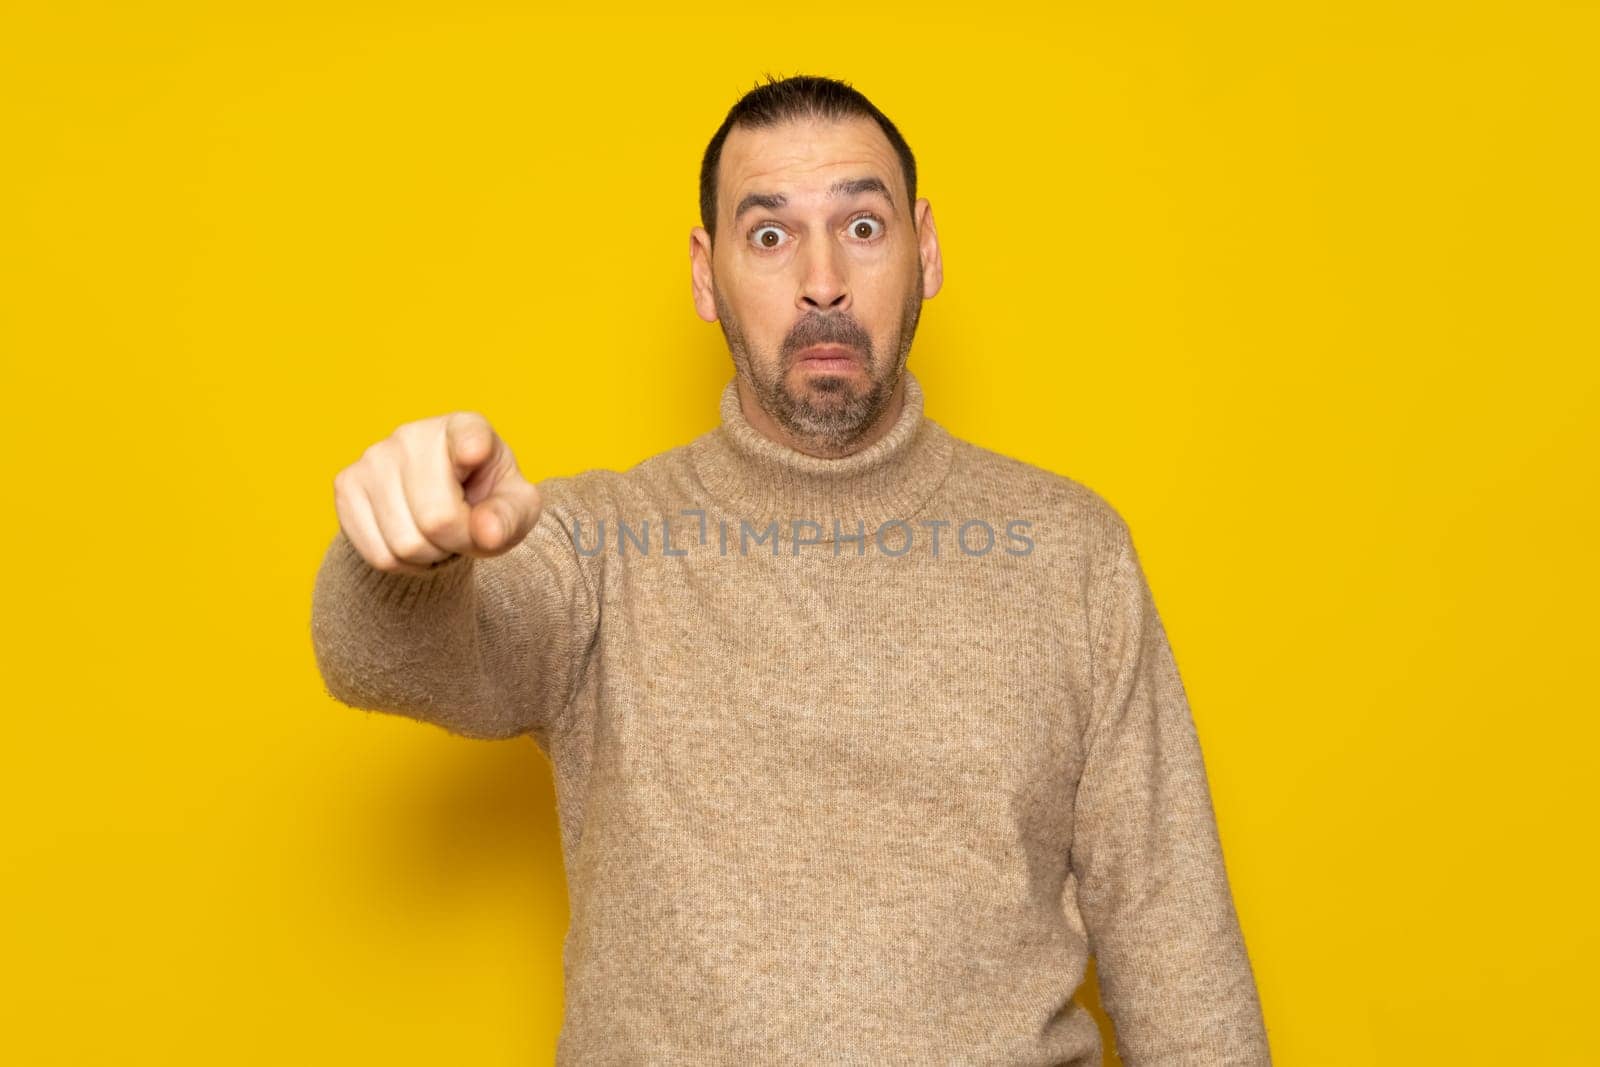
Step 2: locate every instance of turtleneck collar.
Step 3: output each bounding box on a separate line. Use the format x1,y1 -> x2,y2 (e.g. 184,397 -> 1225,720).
687,368 -> 955,544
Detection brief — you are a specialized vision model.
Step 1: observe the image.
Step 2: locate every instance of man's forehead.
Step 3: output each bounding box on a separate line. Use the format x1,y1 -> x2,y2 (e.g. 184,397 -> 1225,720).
720,117 -> 902,205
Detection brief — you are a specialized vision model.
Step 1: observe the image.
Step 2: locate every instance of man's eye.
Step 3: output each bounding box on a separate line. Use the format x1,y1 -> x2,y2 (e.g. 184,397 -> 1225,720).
751,225 -> 788,250
848,216 -> 885,240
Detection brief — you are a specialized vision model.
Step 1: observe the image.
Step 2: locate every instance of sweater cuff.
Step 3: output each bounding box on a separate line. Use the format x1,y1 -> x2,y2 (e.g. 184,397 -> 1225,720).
324,529 -> 476,612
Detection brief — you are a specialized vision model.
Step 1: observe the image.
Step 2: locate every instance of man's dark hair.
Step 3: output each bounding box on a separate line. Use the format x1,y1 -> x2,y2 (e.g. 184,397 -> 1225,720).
698,73 -> 917,246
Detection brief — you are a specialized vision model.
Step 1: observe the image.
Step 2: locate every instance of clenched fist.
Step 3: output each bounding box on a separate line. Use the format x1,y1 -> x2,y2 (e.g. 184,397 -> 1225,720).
333,412 -> 543,574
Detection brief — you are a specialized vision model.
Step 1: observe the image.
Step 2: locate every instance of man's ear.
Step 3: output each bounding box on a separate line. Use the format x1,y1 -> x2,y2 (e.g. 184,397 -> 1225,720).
690,226 -> 719,323
914,198 -> 943,300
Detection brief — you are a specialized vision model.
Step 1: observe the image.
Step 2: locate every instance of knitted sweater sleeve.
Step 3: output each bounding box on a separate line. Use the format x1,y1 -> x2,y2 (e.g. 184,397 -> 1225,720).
1070,516 -> 1272,1065
308,481 -> 600,746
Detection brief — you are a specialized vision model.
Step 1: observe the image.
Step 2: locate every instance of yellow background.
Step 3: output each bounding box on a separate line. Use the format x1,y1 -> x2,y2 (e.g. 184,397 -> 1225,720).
3,2 -> 1595,1063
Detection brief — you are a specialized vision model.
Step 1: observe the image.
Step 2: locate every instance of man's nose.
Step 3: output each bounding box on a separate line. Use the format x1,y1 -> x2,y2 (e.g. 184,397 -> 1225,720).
797,241 -> 849,312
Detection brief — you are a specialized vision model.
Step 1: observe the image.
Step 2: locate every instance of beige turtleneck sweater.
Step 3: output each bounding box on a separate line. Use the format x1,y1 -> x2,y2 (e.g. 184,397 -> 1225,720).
309,369 -> 1271,1065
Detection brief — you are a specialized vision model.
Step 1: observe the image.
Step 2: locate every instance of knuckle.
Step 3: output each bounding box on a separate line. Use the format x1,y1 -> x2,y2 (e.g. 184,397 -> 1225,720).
412,503 -> 456,540
387,530 -> 430,562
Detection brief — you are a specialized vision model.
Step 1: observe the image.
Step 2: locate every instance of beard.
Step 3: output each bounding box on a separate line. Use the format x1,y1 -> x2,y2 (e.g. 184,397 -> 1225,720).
713,273 -> 924,455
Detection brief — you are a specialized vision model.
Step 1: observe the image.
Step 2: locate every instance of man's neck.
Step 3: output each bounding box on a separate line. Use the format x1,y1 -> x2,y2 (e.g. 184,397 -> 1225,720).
734,374 -> 908,460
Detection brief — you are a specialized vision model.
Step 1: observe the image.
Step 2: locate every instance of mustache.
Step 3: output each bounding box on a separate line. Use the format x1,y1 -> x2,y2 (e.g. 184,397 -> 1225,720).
780,313 -> 872,359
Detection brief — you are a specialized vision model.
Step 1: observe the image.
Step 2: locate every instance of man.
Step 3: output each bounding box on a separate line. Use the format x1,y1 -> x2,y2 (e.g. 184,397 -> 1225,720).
311,74 -> 1271,1065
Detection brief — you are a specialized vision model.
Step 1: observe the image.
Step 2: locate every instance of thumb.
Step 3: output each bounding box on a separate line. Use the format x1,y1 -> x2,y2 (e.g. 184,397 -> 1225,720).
467,470 -> 542,556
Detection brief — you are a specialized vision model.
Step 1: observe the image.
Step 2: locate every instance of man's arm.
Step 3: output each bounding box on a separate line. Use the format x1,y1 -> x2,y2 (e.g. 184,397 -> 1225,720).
309,480 -> 599,746
1070,516 -> 1271,1064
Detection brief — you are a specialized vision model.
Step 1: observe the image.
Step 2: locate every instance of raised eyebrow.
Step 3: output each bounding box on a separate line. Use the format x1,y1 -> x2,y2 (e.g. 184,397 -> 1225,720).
828,176 -> 893,206
733,191 -> 787,225
732,176 -> 895,226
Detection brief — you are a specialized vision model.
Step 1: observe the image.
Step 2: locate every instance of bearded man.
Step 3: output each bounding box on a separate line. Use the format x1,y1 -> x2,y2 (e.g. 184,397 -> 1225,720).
311,72 -> 1272,1066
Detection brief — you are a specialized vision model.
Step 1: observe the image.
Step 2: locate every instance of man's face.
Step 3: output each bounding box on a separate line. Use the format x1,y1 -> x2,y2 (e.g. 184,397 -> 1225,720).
690,115 -> 943,456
